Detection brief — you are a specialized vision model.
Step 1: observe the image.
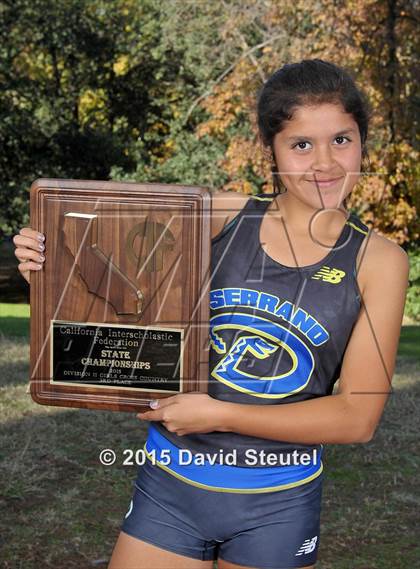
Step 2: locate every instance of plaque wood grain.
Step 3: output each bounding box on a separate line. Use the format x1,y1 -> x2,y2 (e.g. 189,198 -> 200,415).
29,178 -> 211,412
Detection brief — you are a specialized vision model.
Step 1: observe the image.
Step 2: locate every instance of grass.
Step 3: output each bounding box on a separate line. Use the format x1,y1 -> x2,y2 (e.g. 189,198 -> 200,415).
0,303 -> 30,337
398,324 -> 420,360
0,312 -> 419,568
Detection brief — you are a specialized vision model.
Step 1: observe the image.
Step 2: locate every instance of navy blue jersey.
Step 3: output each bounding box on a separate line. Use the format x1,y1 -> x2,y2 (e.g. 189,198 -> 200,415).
146,192 -> 370,492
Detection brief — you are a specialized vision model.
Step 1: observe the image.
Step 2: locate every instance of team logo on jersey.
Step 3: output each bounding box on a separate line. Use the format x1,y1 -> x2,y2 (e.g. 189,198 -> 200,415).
209,287 -> 329,399
311,266 -> 345,284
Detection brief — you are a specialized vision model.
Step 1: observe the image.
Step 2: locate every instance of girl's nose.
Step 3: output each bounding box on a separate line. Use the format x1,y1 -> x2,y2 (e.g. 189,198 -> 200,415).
311,146 -> 336,171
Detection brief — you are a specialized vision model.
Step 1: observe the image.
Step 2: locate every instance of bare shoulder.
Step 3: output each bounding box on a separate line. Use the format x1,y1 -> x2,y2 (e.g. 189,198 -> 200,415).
360,230 -> 409,269
211,190 -> 251,239
211,189 -> 251,212
357,229 -> 410,293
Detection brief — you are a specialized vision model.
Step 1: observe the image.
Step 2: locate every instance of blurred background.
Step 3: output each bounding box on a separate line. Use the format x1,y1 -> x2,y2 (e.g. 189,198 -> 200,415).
0,1 -> 418,567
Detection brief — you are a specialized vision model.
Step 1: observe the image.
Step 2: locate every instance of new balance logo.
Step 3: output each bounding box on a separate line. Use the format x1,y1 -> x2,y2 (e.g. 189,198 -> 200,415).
295,536 -> 318,556
124,499 -> 133,519
311,266 -> 345,284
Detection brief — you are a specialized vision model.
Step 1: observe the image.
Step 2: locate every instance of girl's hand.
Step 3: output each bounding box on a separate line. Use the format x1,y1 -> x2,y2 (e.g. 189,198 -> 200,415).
137,392 -> 229,436
13,228 -> 45,284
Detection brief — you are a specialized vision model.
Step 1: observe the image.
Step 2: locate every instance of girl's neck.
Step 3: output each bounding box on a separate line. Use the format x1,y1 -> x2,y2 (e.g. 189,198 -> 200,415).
269,192 -> 349,238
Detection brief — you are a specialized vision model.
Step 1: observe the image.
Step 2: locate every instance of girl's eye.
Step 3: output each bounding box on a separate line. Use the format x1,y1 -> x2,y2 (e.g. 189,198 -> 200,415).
292,136 -> 351,151
334,135 -> 351,145
293,141 -> 311,151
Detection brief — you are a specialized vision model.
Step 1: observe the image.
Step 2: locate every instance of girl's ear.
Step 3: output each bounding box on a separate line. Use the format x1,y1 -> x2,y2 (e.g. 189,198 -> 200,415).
271,163 -> 281,194
271,149 -> 287,195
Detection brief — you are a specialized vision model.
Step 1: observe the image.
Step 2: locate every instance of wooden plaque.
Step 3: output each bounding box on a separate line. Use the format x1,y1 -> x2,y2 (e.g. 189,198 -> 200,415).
29,178 -> 211,412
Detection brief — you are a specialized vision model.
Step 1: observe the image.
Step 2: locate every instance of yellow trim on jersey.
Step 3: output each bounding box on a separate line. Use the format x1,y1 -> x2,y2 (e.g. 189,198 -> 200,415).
143,443 -> 324,494
347,220 -> 369,236
251,195 -> 369,236
250,195 -> 274,201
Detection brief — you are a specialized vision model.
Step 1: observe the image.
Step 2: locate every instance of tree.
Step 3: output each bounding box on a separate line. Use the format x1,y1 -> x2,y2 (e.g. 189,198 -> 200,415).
0,0 -> 195,235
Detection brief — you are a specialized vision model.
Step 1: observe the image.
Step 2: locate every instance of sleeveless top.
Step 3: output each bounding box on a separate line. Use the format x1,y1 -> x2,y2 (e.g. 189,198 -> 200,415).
144,192 -> 370,493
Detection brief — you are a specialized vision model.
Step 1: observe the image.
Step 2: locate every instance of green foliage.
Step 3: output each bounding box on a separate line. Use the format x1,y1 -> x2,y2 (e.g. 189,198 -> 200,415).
406,248 -> 420,322
111,122 -> 229,189
0,0 -> 196,236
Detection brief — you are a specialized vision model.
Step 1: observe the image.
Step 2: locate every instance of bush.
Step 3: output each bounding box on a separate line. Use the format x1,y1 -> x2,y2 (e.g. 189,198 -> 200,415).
406,248 -> 420,321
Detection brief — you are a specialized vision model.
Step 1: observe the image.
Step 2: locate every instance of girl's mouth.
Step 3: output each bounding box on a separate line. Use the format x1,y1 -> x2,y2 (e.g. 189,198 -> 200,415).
305,177 -> 344,188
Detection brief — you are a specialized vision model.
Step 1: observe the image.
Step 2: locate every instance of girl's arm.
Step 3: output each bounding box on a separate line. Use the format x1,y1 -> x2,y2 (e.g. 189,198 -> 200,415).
139,235 -> 409,445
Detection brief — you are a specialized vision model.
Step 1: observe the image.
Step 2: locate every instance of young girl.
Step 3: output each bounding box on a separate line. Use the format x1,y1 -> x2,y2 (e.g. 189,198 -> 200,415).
14,59 -> 409,569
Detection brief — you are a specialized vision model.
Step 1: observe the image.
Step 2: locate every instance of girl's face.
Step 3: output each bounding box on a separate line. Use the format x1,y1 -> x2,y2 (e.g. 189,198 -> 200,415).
272,103 -> 362,210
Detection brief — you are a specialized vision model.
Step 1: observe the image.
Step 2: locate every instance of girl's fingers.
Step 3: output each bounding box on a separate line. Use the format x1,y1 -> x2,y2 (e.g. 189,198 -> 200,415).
19,227 -> 45,242
17,260 -> 40,284
13,234 -> 45,253
12,228 -> 45,284
137,408 -> 165,421
14,247 -> 45,264
18,261 -> 42,273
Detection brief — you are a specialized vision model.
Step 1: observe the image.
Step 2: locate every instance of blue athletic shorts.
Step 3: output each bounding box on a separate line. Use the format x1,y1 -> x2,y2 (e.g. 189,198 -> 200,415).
121,457 -> 324,568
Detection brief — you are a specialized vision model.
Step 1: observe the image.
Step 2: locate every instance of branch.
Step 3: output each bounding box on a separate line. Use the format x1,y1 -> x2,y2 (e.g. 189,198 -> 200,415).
182,32 -> 285,125
233,28 -> 267,83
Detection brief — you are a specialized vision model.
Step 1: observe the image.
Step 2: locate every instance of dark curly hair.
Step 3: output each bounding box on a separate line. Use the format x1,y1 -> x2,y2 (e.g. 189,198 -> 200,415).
256,59 -> 373,198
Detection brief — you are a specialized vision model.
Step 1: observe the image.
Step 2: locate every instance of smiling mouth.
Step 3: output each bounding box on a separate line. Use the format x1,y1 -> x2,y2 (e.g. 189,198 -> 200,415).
306,177 -> 343,187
